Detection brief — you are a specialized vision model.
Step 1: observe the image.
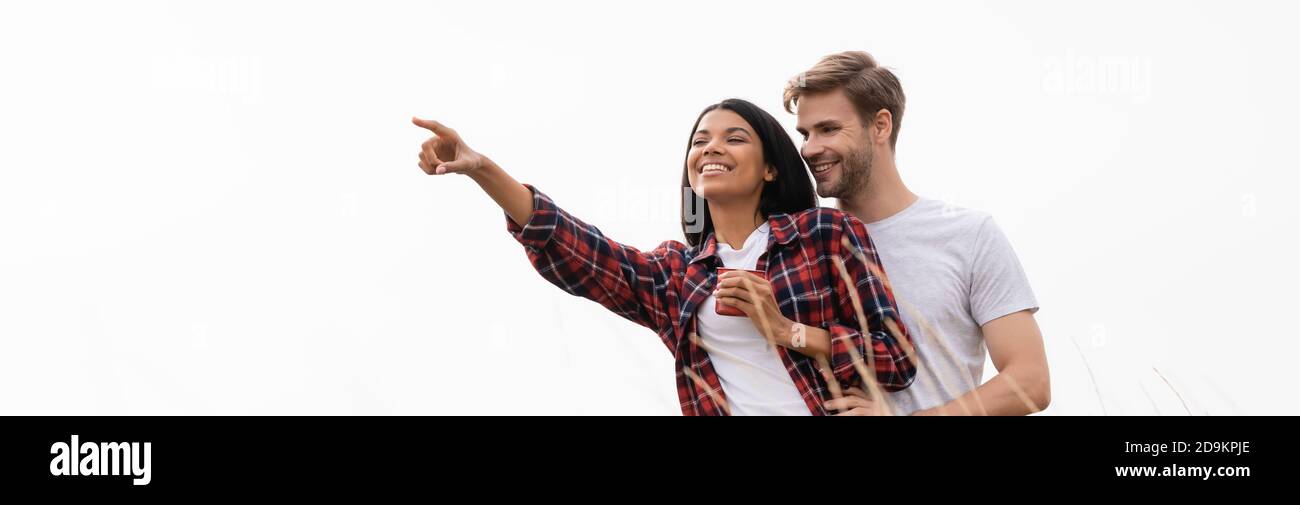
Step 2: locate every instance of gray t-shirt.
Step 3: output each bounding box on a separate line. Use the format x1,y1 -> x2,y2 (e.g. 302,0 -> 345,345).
862,197 -> 1038,415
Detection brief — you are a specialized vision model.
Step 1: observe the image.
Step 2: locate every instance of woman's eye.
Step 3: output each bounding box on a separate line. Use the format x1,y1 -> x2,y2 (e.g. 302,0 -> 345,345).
728,137 -> 745,143
692,139 -> 707,146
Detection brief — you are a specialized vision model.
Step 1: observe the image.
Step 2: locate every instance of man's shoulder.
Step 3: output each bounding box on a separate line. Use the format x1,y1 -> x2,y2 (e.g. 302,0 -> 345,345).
915,197 -> 992,224
894,197 -> 995,239
863,197 -> 1002,264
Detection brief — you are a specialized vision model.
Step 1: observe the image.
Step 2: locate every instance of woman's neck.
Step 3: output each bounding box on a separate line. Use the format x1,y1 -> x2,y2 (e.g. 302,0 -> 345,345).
709,199 -> 765,250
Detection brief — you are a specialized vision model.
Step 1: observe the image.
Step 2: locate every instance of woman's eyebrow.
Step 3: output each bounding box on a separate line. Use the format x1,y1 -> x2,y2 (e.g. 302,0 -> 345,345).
695,127 -> 752,136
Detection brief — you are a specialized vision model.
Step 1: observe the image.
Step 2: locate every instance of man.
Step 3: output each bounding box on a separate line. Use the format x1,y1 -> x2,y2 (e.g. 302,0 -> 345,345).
784,51 -> 1049,415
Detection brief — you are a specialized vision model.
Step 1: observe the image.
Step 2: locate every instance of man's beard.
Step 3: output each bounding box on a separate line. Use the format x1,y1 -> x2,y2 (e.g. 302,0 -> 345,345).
818,143 -> 873,199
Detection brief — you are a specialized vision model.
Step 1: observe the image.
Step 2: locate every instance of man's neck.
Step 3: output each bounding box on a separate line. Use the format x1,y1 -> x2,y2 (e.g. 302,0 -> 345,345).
836,158 -> 918,225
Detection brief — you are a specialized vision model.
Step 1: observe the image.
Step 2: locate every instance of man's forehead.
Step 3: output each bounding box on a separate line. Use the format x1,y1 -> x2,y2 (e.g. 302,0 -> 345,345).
797,100 -> 855,127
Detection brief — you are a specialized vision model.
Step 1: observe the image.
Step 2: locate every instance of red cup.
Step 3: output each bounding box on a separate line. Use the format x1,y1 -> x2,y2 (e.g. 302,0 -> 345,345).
715,268 -> 765,317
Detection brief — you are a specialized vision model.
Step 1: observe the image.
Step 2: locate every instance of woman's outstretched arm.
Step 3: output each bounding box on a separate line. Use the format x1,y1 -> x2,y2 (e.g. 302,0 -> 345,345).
413,117 -> 532,226
412,117 -> 684,347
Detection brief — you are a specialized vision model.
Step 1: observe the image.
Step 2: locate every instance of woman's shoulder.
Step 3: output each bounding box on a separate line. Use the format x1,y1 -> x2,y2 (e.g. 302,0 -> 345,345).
784,206 -> 862,233
653,238 -> 693,256
774,207 -> 873,252
641,238 -> 703,270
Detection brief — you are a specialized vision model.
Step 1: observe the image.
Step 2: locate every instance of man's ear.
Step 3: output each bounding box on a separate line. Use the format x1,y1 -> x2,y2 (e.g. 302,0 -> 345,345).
872,108 -> 894,147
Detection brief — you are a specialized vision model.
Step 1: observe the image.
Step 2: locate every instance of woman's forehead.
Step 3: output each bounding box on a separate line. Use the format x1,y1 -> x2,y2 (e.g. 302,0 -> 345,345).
696,109 -> 752,134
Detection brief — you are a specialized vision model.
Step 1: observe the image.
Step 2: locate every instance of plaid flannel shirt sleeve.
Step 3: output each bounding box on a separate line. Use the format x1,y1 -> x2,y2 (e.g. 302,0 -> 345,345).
505,184 -> 679,342
823,212 -> 917,391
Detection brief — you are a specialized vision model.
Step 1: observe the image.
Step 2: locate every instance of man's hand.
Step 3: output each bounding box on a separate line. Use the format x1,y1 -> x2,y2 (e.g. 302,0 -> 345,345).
823,386 -> 893,416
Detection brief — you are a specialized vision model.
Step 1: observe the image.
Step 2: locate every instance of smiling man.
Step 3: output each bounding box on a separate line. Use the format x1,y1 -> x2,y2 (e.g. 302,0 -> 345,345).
784,51 -> 1050,416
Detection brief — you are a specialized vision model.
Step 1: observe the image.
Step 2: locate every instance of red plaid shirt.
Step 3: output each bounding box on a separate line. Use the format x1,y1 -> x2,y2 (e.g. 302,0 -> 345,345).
506,185 -> 916,415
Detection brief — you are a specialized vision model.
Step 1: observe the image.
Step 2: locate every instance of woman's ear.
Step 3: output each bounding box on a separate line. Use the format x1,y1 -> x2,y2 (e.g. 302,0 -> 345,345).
764,164 -> 777,182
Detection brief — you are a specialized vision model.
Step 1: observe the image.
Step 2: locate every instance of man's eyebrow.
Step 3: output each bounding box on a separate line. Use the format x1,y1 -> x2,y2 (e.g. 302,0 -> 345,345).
797,120 -> 840,135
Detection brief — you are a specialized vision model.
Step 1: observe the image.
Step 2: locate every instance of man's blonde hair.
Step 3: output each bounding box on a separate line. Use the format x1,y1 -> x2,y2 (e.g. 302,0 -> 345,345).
784,51 -> 906,149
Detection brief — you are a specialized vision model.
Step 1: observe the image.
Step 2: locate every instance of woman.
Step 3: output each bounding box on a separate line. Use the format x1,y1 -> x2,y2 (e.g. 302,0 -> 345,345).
412,99 -> 915,415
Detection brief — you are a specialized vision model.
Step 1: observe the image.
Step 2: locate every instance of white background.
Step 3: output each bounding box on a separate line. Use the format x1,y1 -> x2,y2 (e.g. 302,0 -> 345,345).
2,0 -> 1296,415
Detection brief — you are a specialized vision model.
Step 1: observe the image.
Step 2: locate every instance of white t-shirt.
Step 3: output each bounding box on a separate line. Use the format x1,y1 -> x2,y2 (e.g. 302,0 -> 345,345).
863,197 -> 1039,415
697,222 -> 812,416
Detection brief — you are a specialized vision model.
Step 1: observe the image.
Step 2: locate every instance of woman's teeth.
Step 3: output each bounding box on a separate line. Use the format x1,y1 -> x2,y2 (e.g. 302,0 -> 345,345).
702,163 -> 731,174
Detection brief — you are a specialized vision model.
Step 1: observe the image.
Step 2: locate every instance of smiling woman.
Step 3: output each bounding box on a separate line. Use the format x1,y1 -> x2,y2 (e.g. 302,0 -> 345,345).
680,99 -> 817,249
412,98 -> 917,415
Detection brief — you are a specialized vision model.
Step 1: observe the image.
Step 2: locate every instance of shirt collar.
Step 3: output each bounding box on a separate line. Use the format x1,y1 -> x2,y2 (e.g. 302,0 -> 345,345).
690,212 -> 798,265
